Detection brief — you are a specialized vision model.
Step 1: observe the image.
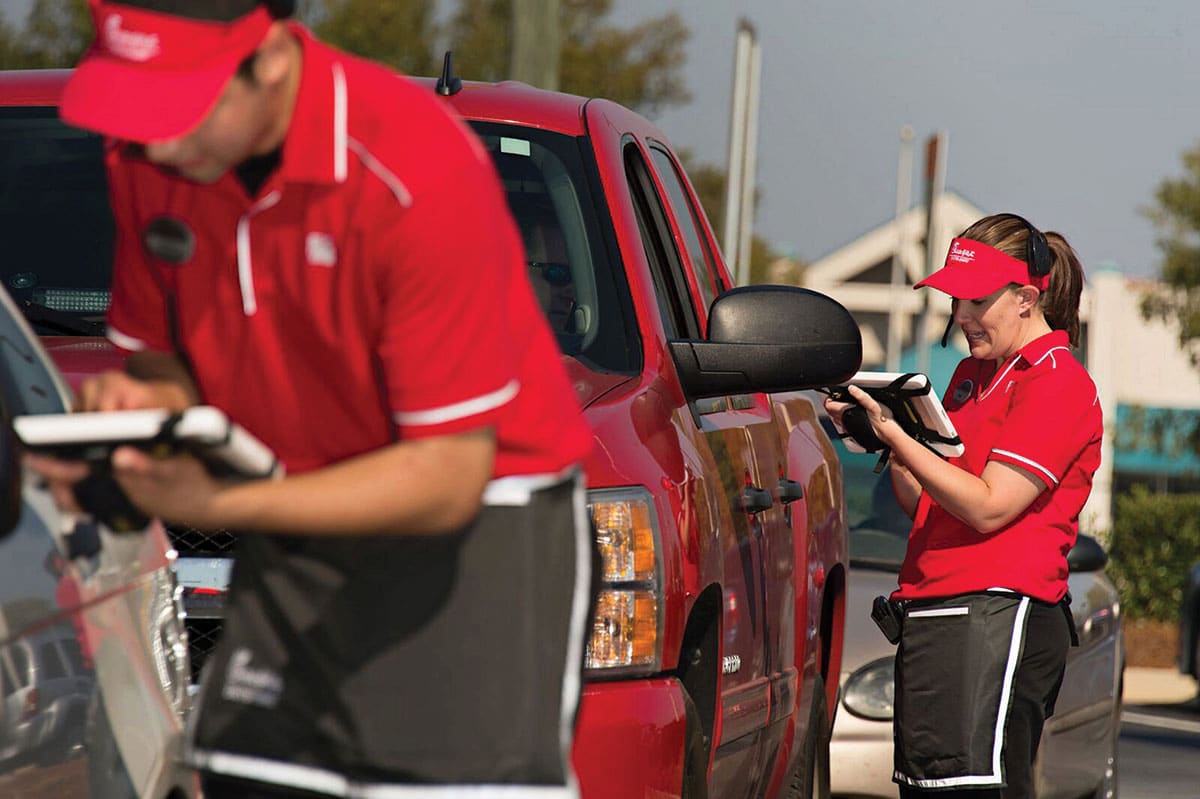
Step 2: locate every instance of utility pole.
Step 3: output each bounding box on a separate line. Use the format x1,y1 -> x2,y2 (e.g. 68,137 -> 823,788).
723,19 -> 761,286
886,125 -> 915,371
915,130 -> 947,377
511,0 -> 560,90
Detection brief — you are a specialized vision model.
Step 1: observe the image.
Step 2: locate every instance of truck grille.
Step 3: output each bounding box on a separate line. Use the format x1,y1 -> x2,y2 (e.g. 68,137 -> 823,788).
183,617 -> 224,684
165,524 -> 238,556
166,524 -> 235,683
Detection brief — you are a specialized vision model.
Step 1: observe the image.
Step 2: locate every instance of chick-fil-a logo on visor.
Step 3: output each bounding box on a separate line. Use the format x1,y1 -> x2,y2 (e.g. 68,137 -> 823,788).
103,14 -> 162,62
948,240 -> 976,264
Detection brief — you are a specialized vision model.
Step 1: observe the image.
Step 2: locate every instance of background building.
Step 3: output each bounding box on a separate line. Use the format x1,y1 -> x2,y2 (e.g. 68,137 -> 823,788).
802,192 -> 1200,535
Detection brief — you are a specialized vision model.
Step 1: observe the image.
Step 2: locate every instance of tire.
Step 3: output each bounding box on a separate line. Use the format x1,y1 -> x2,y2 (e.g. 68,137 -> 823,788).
787,674 -> 832,799
680,688 -> 710,799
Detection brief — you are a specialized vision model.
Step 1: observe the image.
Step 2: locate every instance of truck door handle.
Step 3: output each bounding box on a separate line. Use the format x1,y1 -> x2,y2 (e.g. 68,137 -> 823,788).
778,479 -> 804,504
738,486 -> 773,514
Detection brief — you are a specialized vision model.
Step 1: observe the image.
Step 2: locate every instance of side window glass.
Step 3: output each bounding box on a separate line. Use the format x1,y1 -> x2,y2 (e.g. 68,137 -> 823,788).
624,143 -> 701,340
9,645 -> 29,688
648,146 -> 720,311
39,642 -> 67,680
60,637 -> 85,675
0,651 -> 12,696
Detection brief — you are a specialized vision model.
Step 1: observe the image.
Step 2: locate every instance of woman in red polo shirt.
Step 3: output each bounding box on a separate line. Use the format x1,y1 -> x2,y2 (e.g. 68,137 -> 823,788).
826,213 -> 1102,799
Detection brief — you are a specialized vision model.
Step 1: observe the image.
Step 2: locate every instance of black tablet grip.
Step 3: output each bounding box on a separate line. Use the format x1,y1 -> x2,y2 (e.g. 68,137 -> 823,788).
72,466 -> 150,533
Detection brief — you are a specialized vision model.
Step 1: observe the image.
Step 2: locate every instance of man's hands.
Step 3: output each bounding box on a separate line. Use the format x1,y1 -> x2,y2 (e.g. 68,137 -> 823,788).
75,369 -> 194,412
25,365 -> 205,523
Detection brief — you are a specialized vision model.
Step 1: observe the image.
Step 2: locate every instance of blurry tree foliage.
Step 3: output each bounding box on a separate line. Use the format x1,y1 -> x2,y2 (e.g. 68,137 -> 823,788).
446,0 -> 689,114
1144,143 -> 1200,369
2,0 -> 90,69
680,151 -> 795,286
313,0 -> 439,78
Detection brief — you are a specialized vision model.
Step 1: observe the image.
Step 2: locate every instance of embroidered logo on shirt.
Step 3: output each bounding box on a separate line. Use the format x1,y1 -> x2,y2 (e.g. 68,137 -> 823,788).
952,378 -> 974,404
305,232 -> 338,267
143,216 -> 195,264
220,647 -> 283,708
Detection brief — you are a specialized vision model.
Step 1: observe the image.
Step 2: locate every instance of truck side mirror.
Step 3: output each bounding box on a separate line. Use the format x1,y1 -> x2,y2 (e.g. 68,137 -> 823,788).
669,285 -> 863,398
1066,533 -> 1108,574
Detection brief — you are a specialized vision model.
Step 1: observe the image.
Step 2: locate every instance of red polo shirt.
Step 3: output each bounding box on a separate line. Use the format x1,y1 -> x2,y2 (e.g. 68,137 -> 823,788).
103,25 -> 592,477
894,331 -> 1103,603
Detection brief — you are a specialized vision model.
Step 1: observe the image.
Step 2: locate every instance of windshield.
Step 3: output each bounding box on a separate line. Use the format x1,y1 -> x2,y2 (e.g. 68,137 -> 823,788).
0,110 -> 638,372
0,107 -> 113,336
469,122 -> 638,374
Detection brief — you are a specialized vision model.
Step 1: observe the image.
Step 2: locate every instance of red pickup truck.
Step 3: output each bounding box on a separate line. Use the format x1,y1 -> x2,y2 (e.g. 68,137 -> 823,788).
0,68 -> 861,799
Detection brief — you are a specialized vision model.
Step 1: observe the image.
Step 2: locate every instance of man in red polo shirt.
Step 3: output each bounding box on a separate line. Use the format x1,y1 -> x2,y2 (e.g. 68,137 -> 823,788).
34,1 -> 595,796
826,214 -> 1101,799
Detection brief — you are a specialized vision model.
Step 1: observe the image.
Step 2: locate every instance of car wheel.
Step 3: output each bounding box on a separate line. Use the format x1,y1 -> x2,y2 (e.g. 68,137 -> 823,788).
787,673 -> 831,799
1090,700 -> 1120,799
1193,624 -> 1200,681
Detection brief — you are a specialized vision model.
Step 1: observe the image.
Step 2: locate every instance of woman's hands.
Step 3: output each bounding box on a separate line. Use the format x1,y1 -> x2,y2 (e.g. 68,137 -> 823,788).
823,385 -> 899,449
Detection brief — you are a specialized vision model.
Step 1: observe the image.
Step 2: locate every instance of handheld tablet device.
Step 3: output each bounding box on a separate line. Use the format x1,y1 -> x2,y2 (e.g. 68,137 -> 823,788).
828,371 -> 964,458
15,406 -> 283,533
14,406 -> 283,480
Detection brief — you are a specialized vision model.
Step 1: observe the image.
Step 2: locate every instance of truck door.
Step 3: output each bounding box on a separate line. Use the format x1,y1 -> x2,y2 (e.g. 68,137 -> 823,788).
643,144 -> 806,790
626,140 -> 776,799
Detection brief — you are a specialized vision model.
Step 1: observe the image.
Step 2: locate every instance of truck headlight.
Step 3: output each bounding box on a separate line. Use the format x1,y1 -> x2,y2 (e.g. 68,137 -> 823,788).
842,656 -> 895,720
585,489 -> 663,674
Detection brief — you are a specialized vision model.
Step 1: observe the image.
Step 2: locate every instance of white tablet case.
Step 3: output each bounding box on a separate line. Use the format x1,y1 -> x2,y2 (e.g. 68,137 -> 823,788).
13,405 -> 283,479
831,371 -> 964,458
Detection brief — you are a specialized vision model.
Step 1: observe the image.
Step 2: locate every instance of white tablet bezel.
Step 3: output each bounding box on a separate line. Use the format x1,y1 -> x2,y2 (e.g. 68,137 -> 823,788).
13,405 -> 283,479
831,371 -> 964,458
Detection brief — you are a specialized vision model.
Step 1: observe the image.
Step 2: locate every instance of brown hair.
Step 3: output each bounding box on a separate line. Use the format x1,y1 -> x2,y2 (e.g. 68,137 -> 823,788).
958,213 -> 1086,347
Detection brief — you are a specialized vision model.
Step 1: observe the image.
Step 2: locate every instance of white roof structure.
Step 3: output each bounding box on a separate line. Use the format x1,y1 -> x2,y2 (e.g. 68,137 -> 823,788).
801,192 -> 1093,366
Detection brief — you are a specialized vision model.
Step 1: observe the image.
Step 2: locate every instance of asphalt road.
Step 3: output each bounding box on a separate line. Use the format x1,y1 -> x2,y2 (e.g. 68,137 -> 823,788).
1119,700 -> 1200,798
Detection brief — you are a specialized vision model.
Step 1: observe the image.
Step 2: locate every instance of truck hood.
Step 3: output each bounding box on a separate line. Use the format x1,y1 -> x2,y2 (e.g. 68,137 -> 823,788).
563,357 -> 637,410
40,336 -> 127,394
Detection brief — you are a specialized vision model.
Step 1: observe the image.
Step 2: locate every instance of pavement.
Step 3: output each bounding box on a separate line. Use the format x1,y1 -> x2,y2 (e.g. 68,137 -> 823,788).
1123,666 -> 1199,706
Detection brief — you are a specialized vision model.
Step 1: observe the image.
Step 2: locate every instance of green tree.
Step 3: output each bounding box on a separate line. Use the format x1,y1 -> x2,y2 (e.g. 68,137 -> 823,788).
679,152 -> 791,286
0,20 -> 22,70
313,0 -> 438,77
446,0 -> 689,114
1143,142 -> 1200,369
1,0 -> 90,69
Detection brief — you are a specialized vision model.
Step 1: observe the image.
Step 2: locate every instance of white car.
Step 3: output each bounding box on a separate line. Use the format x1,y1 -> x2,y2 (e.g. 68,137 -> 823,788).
829,439 -> 1124,799
0,284 -> 195,797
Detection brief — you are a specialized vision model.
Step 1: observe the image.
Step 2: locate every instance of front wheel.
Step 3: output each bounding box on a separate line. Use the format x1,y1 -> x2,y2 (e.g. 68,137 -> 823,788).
787,674 -> 831,799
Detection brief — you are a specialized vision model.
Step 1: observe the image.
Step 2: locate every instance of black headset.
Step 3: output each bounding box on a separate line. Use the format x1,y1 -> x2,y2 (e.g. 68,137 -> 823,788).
999,212 -> 1052,282
938,213 -> 1052,348
261,0 -> 295,18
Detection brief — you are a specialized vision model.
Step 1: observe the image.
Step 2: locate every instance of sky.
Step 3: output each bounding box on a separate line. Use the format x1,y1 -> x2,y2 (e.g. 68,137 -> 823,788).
9,1 -> 1200,279
603,0 -> 1200,279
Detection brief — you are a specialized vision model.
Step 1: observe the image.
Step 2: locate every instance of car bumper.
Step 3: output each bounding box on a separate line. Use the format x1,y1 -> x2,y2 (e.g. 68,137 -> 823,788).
830,707 -> 896,798
572,677 -> 688,797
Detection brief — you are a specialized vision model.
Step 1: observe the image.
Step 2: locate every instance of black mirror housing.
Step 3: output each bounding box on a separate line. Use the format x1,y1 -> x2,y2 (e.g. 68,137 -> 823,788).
1066,533 -> 1109,574
669,285 -> 862,399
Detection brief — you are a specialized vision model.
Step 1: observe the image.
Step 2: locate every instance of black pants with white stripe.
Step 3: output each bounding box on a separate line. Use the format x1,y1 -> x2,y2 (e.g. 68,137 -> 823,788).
895,595 -> 1070,798
190,470 -> 594,798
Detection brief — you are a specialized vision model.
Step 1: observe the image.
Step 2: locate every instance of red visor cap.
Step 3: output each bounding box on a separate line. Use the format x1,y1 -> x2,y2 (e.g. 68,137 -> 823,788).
915,237 -> 1049,300
61,2 -> 273,143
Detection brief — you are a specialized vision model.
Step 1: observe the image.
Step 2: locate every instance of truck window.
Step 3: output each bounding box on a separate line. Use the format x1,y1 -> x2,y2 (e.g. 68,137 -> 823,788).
624,143 -> 701,340
470,122 -> 639,374
648,145 -> 721,313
